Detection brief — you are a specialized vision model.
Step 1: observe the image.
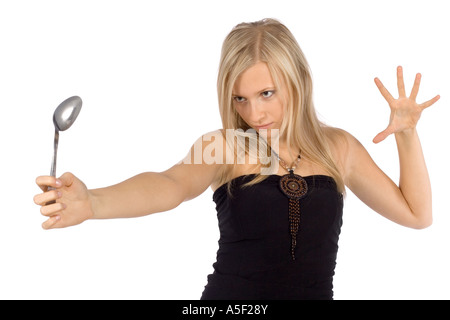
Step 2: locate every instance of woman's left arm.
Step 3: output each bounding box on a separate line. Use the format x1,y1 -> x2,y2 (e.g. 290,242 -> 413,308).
344,66 -> 440,229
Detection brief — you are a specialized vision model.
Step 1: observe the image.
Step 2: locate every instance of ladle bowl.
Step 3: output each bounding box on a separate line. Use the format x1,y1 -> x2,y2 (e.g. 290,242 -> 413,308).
53,96 -> 82,131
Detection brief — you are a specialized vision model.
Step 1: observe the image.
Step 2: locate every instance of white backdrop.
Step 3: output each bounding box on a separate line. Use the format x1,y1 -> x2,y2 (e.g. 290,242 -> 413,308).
1,0 -> 448,300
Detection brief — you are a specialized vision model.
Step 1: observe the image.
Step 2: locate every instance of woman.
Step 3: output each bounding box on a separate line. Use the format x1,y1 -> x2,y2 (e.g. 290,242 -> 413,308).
33,19 -> 439,299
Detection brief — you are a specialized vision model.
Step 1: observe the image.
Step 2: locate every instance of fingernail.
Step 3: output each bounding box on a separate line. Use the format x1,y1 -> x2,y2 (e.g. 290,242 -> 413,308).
57,191 -> 62,198
55,179 -> 62,187
54,215 -> 61,221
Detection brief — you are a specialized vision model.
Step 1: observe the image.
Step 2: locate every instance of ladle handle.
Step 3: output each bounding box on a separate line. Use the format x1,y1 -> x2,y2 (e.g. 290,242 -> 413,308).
48,129 -> 59,198
50,129 -> 59,178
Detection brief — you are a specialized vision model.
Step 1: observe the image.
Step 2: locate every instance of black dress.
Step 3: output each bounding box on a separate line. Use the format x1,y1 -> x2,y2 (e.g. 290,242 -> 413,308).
201,174 -> 343,300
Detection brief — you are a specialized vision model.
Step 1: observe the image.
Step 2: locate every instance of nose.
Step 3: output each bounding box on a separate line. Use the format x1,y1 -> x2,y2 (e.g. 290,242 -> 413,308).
248,100 -> 267,124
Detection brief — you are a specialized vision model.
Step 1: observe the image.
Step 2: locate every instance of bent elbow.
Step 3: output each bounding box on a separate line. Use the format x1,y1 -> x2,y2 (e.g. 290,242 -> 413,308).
411,216 -> 433,230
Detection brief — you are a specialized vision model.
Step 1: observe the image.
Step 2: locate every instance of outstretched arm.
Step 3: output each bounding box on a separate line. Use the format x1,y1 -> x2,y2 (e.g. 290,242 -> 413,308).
34,131 -> 224,229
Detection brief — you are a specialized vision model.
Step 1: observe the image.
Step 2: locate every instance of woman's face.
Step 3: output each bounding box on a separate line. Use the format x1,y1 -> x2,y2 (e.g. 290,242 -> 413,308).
232,61 -> 286,133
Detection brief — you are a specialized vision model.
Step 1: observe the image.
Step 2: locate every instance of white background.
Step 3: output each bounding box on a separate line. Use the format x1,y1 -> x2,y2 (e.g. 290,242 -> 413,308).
0,0 -> 449,299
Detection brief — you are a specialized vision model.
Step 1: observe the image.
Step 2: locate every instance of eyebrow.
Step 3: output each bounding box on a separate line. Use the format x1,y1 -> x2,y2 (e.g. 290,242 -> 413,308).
232,87 -> 275,97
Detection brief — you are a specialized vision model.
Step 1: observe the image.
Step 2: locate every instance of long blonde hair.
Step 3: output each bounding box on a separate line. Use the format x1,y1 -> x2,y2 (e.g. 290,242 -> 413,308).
217,18 -> 345,194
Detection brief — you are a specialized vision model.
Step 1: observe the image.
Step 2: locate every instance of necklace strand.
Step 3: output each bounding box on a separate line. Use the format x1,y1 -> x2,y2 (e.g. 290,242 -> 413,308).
271,149 -> 301,173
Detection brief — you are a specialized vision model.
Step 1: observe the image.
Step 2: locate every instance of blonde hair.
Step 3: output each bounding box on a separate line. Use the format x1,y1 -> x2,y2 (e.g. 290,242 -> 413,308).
217,18 -> 345,194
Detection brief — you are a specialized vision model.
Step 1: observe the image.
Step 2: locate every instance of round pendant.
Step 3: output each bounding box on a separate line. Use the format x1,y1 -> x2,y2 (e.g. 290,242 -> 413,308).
279,173 -> 308,200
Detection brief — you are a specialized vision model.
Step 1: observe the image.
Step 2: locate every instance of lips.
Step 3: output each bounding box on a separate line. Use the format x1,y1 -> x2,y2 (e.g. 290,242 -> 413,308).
254,122 -> 273,130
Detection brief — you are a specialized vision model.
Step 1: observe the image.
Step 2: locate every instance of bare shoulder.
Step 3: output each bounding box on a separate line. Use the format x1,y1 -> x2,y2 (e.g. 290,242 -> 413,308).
322,126 -> 366,180
162,129 -> 227,201
324,126 -> 364,147
322,126 -> 347,162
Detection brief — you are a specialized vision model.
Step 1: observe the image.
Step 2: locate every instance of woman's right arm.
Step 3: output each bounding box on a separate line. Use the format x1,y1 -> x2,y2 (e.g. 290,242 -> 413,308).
34,131 -> 225,229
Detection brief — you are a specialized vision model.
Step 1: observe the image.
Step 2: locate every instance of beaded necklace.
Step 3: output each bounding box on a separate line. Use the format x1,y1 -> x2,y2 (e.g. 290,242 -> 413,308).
271,149 -> 308,260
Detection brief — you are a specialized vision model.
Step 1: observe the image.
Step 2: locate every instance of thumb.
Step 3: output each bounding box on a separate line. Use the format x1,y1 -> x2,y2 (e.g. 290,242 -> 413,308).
373,126 -> 394,144
58,172 -> 76,188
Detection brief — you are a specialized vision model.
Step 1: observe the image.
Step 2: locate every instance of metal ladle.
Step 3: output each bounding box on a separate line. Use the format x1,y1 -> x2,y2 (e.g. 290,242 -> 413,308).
50,96 -> 82,177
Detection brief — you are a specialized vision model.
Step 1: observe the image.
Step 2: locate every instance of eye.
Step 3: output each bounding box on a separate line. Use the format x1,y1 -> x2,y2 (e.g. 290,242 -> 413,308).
262,90 -> 275,98
233,96 -> 246,103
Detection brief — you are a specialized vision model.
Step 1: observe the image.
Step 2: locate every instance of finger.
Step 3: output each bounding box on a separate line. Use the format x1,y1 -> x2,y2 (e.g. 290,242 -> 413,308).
397,66 -> 406,97
33,189 -> 61,206
36,176 -> 62,192
409,73 -> 421,101
42,215 -> 61,230
373,126 -> 394,144
40,202 -> 66,217
374,77 -> 395,104
420,95 -> 440,110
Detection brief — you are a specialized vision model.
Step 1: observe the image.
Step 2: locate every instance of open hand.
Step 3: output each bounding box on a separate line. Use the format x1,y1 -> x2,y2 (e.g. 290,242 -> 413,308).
373,66 -> 440,143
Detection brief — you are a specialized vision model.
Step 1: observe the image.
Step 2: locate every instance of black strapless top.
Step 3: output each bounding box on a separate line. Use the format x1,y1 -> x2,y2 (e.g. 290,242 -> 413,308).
201,174 -> 343,300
